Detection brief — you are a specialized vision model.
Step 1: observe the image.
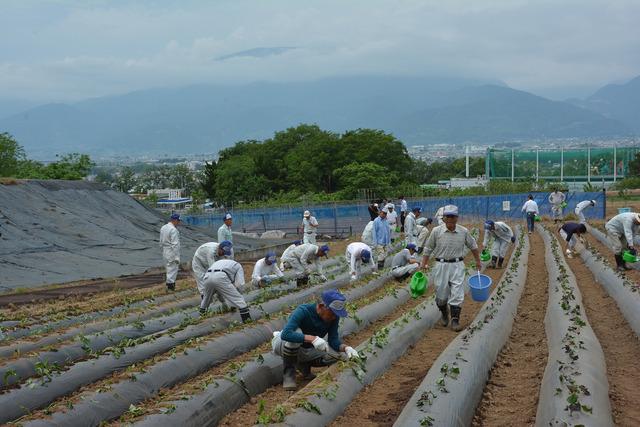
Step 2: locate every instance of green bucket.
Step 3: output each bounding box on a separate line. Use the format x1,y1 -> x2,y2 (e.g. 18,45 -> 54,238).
480,249 -> 491,262
395,226 -> 401,233
560,201 -> 568,208
534,215 -> 541,222
623,250 -> 638,263
410,271 -> 428,298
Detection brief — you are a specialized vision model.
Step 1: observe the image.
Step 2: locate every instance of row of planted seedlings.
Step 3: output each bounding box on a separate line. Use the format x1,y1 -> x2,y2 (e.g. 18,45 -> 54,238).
390,227 -> 529,427
0,261 -> 390,425
0,257 -> 348,384
535,226 -> 613,426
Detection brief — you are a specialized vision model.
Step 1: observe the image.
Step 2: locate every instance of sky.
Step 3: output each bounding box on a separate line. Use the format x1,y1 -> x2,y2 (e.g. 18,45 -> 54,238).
1,0 -> 639,103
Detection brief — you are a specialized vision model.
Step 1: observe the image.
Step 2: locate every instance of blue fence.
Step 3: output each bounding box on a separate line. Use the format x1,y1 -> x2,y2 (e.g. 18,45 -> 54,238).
183,191 -> 606,234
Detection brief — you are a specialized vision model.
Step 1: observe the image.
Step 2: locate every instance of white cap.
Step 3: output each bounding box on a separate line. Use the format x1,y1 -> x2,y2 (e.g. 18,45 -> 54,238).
591,200 -> 597,206
373,203 -> 378,207
634,213 -> 640,223
303,210 -> 311,217
386,203 -> 394,209
443,205 -> 459,216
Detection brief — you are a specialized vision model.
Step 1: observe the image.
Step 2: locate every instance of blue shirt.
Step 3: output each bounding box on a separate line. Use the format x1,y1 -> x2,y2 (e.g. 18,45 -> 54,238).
281,303 -> 341,352
560,222 -> 583,242
372,216 -> 390,245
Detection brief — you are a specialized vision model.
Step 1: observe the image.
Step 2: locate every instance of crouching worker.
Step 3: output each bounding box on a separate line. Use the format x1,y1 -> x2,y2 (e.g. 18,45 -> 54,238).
345,241 -> 375,281
192,240 -> 233,298
559,222 -> 587,258
391,243 -> 420,280
272,290 -> 359,391
200,259 -> 251,323
281,243 -> 330,287
482,220 -> 515,269
251,251 -> 284,288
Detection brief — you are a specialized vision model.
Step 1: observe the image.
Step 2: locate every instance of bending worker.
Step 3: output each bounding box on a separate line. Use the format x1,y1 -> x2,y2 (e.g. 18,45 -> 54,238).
558,222 -> 587,258
421,205 -> 481,332
372,209 -> 390,270
345,241 -> 375,281
251,251 -> 284,288
415,217 -> 433,254
200,258 -> 251,323
549,188 -> 566,224
280,240 -> 301,270
281,243 -> 329,286
159,213 -> 181,291
605,212 -> 640,271
404,206 -> 422,246
302,210 -> 319,244
482,220 -> 515,269
575,200 -> 596,224
192,240 -> 233,297
272,289 -> 359,391
218,213 -> 234,256
391,243 -> 419,280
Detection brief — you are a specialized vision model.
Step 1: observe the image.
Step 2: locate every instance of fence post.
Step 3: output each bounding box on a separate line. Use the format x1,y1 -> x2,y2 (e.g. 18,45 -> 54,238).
333,203 -> 338,236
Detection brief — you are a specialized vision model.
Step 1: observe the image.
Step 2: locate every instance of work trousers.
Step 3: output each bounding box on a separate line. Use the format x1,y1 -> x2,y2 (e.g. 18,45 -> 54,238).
391,263 -> 419,279
303,232 -> 317,244
491,238 -> 510,258
272,328 -> 337,365
525,212 -> 536,233
559,230 -> 578,250
432,261 -> 466,306
605,224 -> 628,254
192,263 -> 207,295
163,256 -> 179,284
200,272 -> 247,311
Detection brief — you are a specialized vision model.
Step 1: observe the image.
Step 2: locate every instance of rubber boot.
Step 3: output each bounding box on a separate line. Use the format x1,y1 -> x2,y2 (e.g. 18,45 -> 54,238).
450,305 -> 463,332
497,257 -> 504,268
615,254 -> 629,272
296,276 -> 309,288
239,307 -> 252,323
199,307 -> 207,315
297,362 -> 316,380
377,260 -> 385,270
490,256 -> 497,269
166,282 -> 175,291
282,349 -> 299,391
436,300 -> 449,327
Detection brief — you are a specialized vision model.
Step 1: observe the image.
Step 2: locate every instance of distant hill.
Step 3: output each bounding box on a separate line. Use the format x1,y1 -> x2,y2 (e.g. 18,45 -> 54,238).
0,76 -> 633,159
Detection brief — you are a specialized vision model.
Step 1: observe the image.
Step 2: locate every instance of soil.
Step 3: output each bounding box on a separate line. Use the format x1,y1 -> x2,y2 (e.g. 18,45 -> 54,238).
565,246 -> 640,426
471,231 -> 548,426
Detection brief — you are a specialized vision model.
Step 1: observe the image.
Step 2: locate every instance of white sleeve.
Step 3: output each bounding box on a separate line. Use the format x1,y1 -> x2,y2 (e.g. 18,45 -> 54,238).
234,265 -> 245,287
350,252 -> 357,275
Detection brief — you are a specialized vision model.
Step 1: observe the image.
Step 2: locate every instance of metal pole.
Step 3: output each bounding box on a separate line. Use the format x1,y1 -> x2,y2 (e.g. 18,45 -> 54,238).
560,146 -> 564,183
587,145 -> 591,183
465,146 -> 470,178
613,145 -> 617,182
511,149 -> 514,182
536,149 -> 539,182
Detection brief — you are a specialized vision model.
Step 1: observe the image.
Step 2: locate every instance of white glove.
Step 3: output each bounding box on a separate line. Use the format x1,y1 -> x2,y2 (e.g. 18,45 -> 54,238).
344,346 -> 359,360
565,248 -> 572,255
319,274 -> 327,282
350,273 -> 357,282
312,336 -> 328,352
272,331 -> 281,339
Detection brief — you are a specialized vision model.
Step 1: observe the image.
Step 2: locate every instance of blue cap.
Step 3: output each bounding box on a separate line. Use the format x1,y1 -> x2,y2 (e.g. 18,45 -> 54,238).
265,251 -> 276,264
219,240 -> 233,255
223,213 -> 232,221
322,289 -> 348,318
412,206 -> 422,213
361,249 -> 371,262
426,217 -> 433,224
484,220 -> 495,229
292,240 -> 302,245
318,244 -> 330,256
170,213 -> 181,221
406,243 -> 417,251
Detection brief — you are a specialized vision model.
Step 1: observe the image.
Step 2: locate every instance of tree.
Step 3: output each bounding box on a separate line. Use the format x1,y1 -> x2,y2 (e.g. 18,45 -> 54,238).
628,152 -> 640,177
42,153 -> 95,180
214,155 -> 270,204
334,162 -> 395,199
114,166 -> 137,193
200,161 -> 217,199
0,132 -> 26,177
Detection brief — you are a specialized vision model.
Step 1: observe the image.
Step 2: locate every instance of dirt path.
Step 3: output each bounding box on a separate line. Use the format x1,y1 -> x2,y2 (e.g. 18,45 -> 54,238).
472,232 -> 548,427
330,256 -> 511,427
565,249 -> 640,426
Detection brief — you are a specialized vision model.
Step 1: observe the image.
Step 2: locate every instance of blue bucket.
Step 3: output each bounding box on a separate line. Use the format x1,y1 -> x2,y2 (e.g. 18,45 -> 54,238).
618,207 -> 631,214
468,273 -> 493,302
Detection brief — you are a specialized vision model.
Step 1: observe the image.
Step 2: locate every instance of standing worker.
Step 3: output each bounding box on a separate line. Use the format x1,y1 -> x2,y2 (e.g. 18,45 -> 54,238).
404,206 -> 422,246
272,289 -> 359,390
200,258 -> 251,322
386,203 -> 398,242
281,243 -> 329,286
575,200 -> 596,224
391,243 -> 420,280
605,212 -> 640,271
159,213 -> 181,291
558,222 -> 588,258
435,206 -> 445,226
415,217 -> 433,253
368,202 -> 379,221
218,213 -> 234,256
302,210 -> 319,244
399,195 -> 408,232
192,240 -> 233,298
421,205 -> 481,332
372,209 -> 390,270
482,220 -> 515,268
549,188 -> 566,224
252,251 -> 284,288
345,241 -> 375,281
521,194 -> 539,234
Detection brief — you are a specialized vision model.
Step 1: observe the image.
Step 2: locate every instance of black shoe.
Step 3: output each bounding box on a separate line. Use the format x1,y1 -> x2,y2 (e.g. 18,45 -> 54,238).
490,256 -> 497,269
437,301 -> 449,327
166,282 -> 175,291
239,307 -> 252,323
497,257 -> 504,268
199,307 -> 206,315
450,305 -> 463,332
297,363 -> 316,380
282,349 -> 298,391
615,254 -> 630,272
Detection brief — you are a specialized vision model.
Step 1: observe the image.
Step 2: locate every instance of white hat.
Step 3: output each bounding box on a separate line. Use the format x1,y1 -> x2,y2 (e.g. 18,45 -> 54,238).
373,203 -> 378,208
634,213 -> 640,223
591,200 -> 597,206
443,205 -> 459,216
303,210 -> 311,217
386,203 -> 394,209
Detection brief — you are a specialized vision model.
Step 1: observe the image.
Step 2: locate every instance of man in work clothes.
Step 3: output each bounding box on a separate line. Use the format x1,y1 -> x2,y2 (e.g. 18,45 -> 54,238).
415,217 -> 433,254
391,243 -> 419,280
559,222 -> 587,258
385,203 -> 398,242
200,258 -> 251,322
421,205 -> 481,332
548,189 -> 566,224
368,202 -> 379,221
521,194 -> 539,234
404,206 -> 422,246
272,289 -> 360,390
399,196 -> 408,232
251,251 -> 284,288
482,220 -> 515,269
302,210 -> 319,244
192,240 -> 233,297
435,206 -> 445,226
372,209 -> 390,270
281,243 -> 329,286
575,200 -> 596,224
218,213 -> 234,257
280,240 -> 302,270
605,212 -> 640,271
345,241 -> 375,281
159,213 -> 181,291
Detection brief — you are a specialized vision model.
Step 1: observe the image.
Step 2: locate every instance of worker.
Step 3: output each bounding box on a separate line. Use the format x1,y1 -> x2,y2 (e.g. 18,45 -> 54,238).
271,289 -> 359,390
252,251 -> 284,288
415,217 -> 433,254
404,206 -> 422,245
482,220 -> 515,269
367,202 -> 379,221
605,212 -> 640,271
386,203 -> 398,241
399,195 -> 408,232
435,206 -> 445,226
345,241 -> 375,281
302,210 -> 319,244
548,188 -> 566,224
280,240 -> 302,270
421,205 -> 481,332
521,194 -> 539,234
575,200 -> 597,224
200,258 -> 251,322
159,213 -> 181,291
218,213 -> 234,256
372,209 -> 390,270
391,243 -> 419,280
192,241 -> 233,297
361,219 -> 375,247
558,222 -> 588,258
281,243 -> 329,286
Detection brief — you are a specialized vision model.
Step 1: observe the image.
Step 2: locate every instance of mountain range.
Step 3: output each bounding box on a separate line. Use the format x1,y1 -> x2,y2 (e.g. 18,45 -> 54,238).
0,75 -> 638,159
